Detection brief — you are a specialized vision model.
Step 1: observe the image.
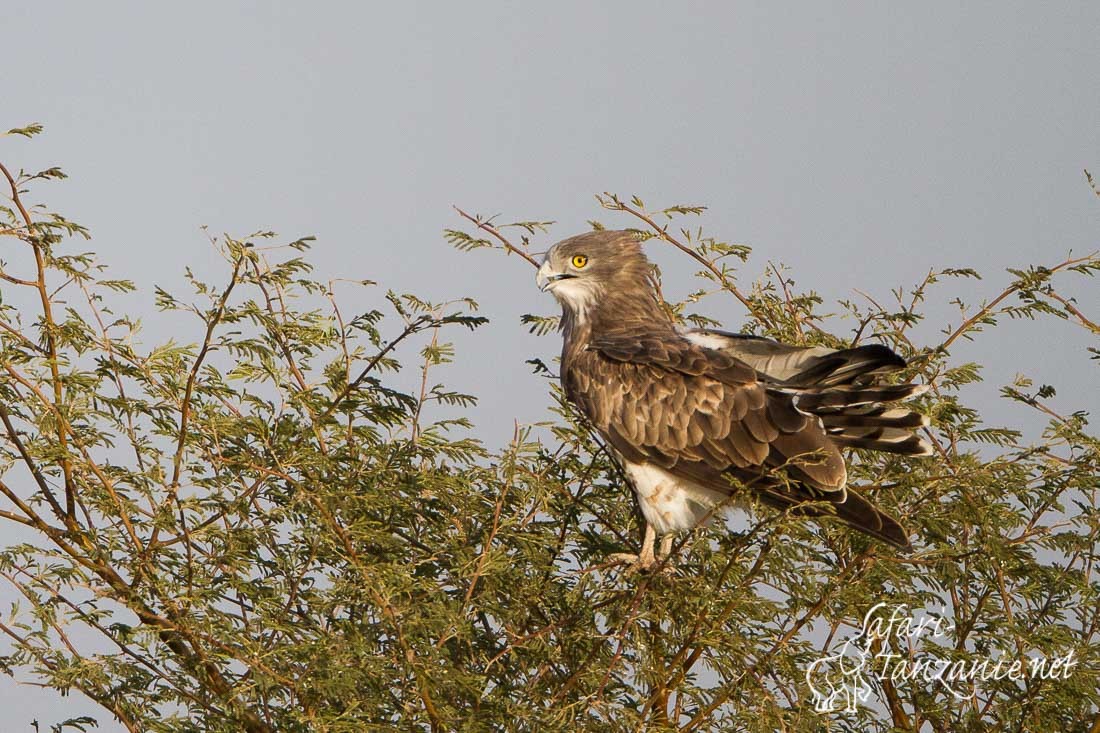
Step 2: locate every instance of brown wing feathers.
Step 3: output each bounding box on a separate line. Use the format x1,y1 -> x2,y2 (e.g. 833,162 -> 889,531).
575,330 -> 925,549
579,333 -> 848,491
684,329 -> 933,458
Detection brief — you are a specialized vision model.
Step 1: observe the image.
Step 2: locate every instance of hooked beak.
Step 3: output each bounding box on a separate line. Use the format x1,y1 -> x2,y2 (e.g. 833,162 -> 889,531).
536,260 -> 575,292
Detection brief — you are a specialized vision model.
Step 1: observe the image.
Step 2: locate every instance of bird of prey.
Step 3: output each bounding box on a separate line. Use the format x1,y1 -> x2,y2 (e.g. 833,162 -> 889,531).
536,230 -> 930,569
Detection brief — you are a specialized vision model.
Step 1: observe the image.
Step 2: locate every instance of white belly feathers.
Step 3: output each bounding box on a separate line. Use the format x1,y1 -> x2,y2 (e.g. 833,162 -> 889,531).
622,461 -> 730,535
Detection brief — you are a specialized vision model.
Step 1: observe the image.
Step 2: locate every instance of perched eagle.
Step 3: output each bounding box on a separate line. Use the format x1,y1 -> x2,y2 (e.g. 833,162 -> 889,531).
536,230 -> 930,569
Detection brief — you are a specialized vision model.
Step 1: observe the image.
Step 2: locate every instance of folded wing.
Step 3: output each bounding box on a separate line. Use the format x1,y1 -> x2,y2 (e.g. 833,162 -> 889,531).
683,329 -> 932,457
567,330 -> 925,549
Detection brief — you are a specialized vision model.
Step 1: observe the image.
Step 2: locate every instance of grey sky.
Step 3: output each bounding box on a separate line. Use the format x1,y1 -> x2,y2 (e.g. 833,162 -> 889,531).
3,2 -> 1098,729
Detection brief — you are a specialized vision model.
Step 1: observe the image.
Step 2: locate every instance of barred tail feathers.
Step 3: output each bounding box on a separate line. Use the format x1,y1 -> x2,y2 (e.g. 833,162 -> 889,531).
682,328 -> 934,459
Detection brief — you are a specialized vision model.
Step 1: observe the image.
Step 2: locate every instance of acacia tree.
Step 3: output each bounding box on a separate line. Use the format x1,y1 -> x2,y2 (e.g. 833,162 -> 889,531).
0,126 -> 1097,732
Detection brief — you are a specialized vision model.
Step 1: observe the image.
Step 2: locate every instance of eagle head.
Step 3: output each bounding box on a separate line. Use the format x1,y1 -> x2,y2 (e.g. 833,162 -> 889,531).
536,230 -> 652,320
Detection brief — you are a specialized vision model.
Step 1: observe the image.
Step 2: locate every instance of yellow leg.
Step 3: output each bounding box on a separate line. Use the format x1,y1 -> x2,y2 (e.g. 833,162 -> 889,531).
636,523 -> 657,569
608,522 -> 659,572
658,534 -> 674,559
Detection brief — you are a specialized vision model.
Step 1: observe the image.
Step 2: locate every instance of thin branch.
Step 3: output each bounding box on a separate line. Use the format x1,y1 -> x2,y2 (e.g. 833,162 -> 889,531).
452,206 -> 541,267
1043,288 -> 1100,333
599,194 -> 772,326
169,253 -> 246,491
315,314 -> 434,425
939,253 -> 1098,351
768,260 -> 805,339
248,255 -> 330,453
0,403 -> 68,523
0,159 -> 76,521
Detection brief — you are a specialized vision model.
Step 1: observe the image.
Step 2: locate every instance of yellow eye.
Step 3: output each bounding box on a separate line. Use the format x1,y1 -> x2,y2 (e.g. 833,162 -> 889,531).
571,254 -> 589,269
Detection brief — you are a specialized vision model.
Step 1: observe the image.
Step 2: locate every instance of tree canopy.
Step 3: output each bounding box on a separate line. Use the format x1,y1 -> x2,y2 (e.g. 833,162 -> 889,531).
0,127 -> 1098,732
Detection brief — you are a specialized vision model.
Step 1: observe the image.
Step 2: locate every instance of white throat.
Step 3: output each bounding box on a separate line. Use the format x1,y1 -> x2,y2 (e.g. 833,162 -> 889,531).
551,279 -> 602,323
